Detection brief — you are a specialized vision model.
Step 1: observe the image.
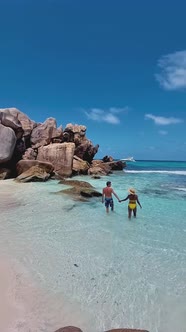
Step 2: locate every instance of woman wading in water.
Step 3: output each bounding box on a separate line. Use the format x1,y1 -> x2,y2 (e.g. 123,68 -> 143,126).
120,188 -> 142,219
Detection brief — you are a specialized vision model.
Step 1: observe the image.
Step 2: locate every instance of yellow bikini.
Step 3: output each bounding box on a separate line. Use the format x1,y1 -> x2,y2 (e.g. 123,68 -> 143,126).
128,200 -> 137,210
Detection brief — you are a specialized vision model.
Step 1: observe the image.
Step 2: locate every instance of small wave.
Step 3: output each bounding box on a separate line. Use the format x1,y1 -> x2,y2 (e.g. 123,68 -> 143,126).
172,187 -> 186,192
125,170 -> 186,175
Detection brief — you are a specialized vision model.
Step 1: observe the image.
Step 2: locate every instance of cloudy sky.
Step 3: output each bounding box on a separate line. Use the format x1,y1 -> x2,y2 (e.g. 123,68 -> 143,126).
0,0 -> 186,160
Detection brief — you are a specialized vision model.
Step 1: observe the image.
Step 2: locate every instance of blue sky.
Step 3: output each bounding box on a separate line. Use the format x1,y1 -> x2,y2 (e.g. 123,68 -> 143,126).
0,0 -> 186,160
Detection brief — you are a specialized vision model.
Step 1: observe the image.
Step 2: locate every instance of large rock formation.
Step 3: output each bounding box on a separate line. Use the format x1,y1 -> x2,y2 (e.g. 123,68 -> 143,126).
31,117 -> 63,148
0,107 -> 35,137
63,123 -> 99,163
37,142 -> 75,177
0,107 -> 125,180
0,124 -> 17,163
16,159 -> 54,175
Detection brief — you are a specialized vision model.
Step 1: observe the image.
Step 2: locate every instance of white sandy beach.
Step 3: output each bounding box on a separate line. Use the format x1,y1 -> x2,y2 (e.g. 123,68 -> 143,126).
0,255 -> 92,332
0,258 -> 22,331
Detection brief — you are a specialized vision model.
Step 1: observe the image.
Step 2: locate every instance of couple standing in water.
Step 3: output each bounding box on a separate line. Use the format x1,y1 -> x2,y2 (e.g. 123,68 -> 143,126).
102,181 -> 142,218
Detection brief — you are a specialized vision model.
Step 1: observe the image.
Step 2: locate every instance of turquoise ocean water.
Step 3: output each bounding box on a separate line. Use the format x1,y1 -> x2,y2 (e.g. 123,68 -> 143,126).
0,160 -> 186,332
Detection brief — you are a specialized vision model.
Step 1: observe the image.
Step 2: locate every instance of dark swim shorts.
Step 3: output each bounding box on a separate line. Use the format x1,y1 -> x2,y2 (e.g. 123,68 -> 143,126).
105,198 -> 114,209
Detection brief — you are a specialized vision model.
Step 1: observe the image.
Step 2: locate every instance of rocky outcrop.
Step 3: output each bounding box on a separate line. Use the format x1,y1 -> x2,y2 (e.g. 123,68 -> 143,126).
59,179 -> 95,188
88,160 -> 112,176
63,123 -> 99,163
88,165 -> 111,176
0,168 -> 11,180
63,123 -> 87,143
0,108 -> 35,136
92,159 -> 125,171
72,155 -> 90,175
0,107 -> 126,180
37,143 -> 75,177
0,124 -> 17,163
58,179 -> 102,200
102,155 -> 114,162
31,117 -> 63,148
0,109 -> 22,131
22,147 -> 37,160
16,165 -> 51,182
75,141 -> 99,163
107,160 -> 125,170
16,159 -> 54,176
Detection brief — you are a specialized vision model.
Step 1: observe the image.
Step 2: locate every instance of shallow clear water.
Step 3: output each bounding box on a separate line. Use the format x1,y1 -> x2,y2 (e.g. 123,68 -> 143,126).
0,161 -> 186,332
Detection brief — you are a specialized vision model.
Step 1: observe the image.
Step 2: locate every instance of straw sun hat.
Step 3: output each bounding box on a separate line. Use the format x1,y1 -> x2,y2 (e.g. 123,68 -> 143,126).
128,188 -> 136,195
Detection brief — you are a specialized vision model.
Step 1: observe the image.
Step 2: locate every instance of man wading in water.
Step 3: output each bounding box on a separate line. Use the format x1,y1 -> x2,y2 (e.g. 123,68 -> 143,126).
102,181 -> 120,213
119,188 -> 142,219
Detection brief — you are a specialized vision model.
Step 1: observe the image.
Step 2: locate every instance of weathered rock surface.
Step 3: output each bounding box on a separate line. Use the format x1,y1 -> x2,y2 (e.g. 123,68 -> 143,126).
22,147 -> 37,160
31,117 -> 63,148
75,141 -> 99,164
72,155 -> 90,175
88,160 -> 113,176
63,123 -> 99,163
0,108 -> 36,136
0,168 -> 11,180
0,109 -> 22,131
16,159 -> 54,176
102,155 -> 114,162
16,165 -> 51,182
92,159 -> 125,171
0,108 -> 126,180
58,179 -> 102,200
63,123 -> 87,142
37,142 -> 75,177
88,166 -> 110,176
0,124 -> 17,163
59,179 -> 94,188
107,160 -> 125,170
54,327 -> 83,332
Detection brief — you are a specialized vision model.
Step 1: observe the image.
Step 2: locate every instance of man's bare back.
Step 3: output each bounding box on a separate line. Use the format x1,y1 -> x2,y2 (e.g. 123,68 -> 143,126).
102,186 -> 114,198
102,181 -> 120,213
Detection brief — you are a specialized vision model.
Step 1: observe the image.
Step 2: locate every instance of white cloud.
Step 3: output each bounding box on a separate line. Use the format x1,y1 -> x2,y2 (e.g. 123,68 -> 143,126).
145,114 -> 183,125
109,107 -> 129,114
159,130 -> 168,135
155,50 -> 186,90
84,107 -> 128,124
